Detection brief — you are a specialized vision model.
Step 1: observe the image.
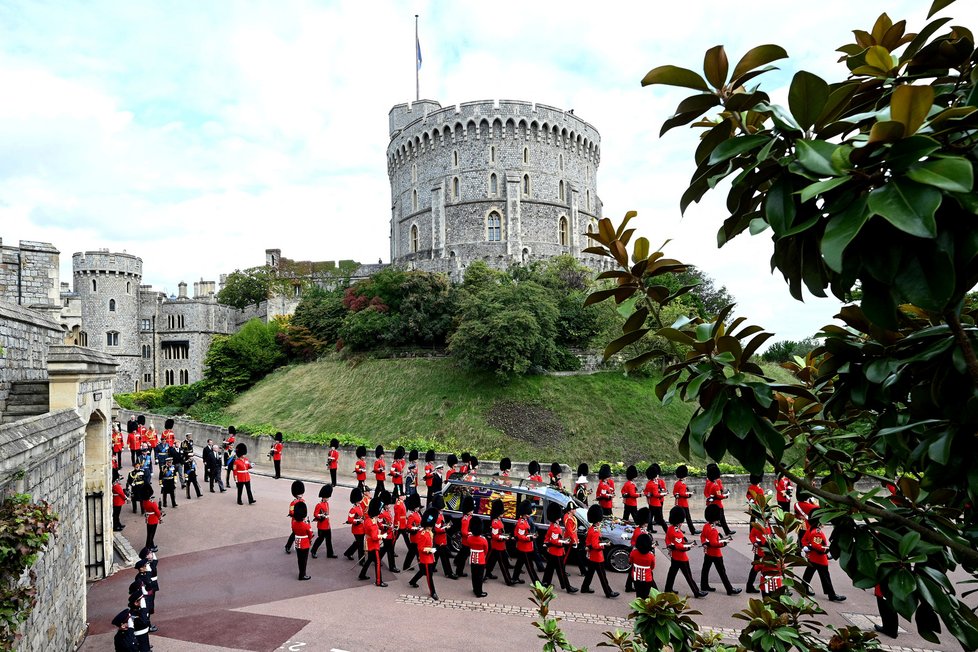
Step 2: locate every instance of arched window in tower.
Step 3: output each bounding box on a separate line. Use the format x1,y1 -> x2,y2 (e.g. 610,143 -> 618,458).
453,150 -> 459,167
523,174 -> 531,197
559,180 -> 565,202
412,189 -> 418,211
411,164 -> 417,183
489,173 -> 498,196
453,176 -> 460,200
106,331 -> 119,347
586,190 -> 591,211
126,281 -> 131,294
559,216 -> 568,246
109,299 -> 116,312
179,369 -> 189,385
559,153 -> 563,171
487,212 -> 502,242
92,279 -> 97,292
79,331 -> 88,347
523,147 -> 529,164
490,146 -> 495,163
411,224 -> 419,253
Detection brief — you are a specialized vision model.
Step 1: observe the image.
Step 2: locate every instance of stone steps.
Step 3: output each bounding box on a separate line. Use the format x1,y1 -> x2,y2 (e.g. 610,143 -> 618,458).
1,380 -> 49,424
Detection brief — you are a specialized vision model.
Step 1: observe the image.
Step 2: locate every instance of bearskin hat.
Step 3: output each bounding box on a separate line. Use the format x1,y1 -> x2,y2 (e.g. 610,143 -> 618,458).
421,508 -> 439,528
275,432 -> 283,442
635,507 -> 650,527
499,457 -> 512,472
587,503 -> 604,524
406,493 -> 422,510
668,506 -> 685,526
430,494 -> 445,511
291,480 -> 305,497
425,449 -> 436,463
469,515 -> 484,536
704,503 -> 721,523
461,452 -> 471,465
518,500 -> 535,517
228,425 -> 236,435
394,446 -> 405,460
598,464 -> 612,480
367,496 -> 382,518
350,487 -> 363,504
112,469 -> 120,483
127,420 -> 137,433
460,495 -> 475,514
528,460 -> 540,475
375,445 -> 385,458
446,453 -> 458,467
469,455 -> 479,470
577,463 -> 589,477
807,511 -> 821,527
635,533 -> 653,555
408,449 -> 419,462
137,415 -> 146,425
330,437 -> 340,448
646,463 -> 661,479
706,463 -> 721,481
546,502 -> 562,523
626,465 -> 638,480
164,418 -> 174,430
551,462 -> 562,476
675,464 -> 689,479
319,485 -> 333,499
234,443 -> 247,457
491,498 -> 505,519
143,484 -> 154,498
355,445 -> 367,458
293,501 -> 308,521
749,472 -> 764,485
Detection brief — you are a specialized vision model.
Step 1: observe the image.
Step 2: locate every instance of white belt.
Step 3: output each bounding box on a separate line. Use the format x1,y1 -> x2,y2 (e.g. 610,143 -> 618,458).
294,535 -> 309,539
135,628 -> 149,636
633,565 -> 650,570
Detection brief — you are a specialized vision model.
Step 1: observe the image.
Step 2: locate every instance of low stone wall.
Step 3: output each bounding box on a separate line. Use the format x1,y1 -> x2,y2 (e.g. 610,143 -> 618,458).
0,409 -> 87,652
0,302 -> 61,414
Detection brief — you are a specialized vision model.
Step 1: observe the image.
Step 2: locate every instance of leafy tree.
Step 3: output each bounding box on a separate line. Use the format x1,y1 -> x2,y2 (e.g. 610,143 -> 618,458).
203,318 -> 284,394
761,338 -> 820,363
585,2 -> 978,647
217,266 -> 274,309
338,305 -> 396,352
291,286 -> 347,345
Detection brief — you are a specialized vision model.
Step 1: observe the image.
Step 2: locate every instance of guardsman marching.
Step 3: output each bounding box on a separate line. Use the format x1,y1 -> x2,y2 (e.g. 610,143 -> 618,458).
746,472 -> 765,507
746,514 -> 771,593
343,487 -> 366,562
270,432 -> 284,479
498,457 -> 513,485
663,506 -> 706,598
541,502 -> 578,593
548,462 -> 564,490
527,460 -> 543,483
468,516 -> 490,598
378,491 -> 399,573
401,493 -> 423,571
445,454 -> 459,481
112,426 -> 125,469
596,464 -> 615,517
373,445 -> 387,494
327,438 -> 340,487
562,501 -> 585,576
700,504 -> 742,595
408,508 -> 440,600
284,480 -> 306,554
644,464 -> 669,533
801,513 -> 846,602
291,501 -> 313,580
621,465 -> 640,522
485,498 -> 514,585
390,446 -> 406,498
630,533 -> 656,599
574,463 -> 590,504
311,485 -> 336,559
232,443 -> 256,504
580,504 -> 618,598
453,495 -> 475,578
704,463 -> 734,535
358,495 -> 387,587
673,465 -> 697,534
625,507 -> 651,593
354,445 -> 368,492
161,419 -> 176,447
511,501 -> 539,585
775,472 -> 793,513
431,493 -> 457,579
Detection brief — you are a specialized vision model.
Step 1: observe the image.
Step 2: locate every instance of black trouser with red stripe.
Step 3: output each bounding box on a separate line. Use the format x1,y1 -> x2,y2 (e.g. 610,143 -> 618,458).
296,548 -> 309,579
511,549 -> 539,584
701,555 -> 734,592
680,506 -> 697,533
623,504 -> 638,522
471,563 -> 486,596
409,562 -> 437,598
402,535 -> 418,570
382,538 -> 397,571
635,580 -> 653,598
311,530 -> 333,557
486,548 -> 513,584
541,552 -> 573,591
665,559 -> 698,594
803,562 -> 839,598
344,534 -> 364,560
358,548 -> 384,585
581,559 -> 614,596
649,506 -> 668,532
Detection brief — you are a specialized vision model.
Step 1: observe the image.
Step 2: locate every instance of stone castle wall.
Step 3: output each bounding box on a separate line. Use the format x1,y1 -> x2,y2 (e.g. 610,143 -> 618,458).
0,239 -> 61,309
387,100 -> 606,279
0,302 -> 60,414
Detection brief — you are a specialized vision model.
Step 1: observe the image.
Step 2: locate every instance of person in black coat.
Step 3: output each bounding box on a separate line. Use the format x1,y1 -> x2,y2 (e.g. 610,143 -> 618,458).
112,609 -> 138,652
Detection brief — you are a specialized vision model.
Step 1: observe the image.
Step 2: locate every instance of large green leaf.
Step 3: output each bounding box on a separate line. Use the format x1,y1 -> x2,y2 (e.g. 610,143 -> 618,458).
927,0 -> 956,19
788,71 -> 829,131
730,44 -> 789,85
708,134 -> 770,164
765,177 -> 795,235
868,178 -> 941,238
642,65 -> 708,90
795,140 -> 841,177
906,157 -> 974,193
821,197 -> 869,273
890,85 -> 935,136
800,176 -> 850,203
703,45 -> 728,89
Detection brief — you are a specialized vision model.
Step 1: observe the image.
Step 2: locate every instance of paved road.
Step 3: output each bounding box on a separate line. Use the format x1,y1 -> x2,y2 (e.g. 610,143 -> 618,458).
81,465 -> 960,651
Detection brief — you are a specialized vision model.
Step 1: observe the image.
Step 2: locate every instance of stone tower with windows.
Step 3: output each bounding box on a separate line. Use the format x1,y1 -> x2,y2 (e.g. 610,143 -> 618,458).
72,250 -> 142,392
388,99 -> 605,278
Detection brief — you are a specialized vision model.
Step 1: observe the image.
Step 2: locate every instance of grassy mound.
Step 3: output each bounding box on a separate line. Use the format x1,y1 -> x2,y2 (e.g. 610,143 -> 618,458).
224,357 -> 698,464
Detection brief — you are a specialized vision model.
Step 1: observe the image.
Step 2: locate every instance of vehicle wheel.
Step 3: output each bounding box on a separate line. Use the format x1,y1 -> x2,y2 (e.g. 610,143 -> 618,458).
606,545 -> 630,573
448,531 -> 461,555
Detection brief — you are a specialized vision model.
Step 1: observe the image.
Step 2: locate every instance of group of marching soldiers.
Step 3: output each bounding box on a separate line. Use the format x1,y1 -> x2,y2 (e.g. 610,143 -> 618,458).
108,546 -> 161,651
283,445 -> 846,605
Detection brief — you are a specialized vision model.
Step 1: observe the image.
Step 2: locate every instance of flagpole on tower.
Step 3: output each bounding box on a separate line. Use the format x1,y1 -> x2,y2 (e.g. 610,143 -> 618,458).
415,14 -> 421,101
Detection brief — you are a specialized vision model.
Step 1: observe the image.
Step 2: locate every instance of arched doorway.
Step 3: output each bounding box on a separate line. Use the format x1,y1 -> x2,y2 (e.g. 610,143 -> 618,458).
84,410 -> 109,579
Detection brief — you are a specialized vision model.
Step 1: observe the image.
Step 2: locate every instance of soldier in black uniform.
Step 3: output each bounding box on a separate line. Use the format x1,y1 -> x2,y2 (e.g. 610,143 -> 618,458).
127,588 -> 153,651
127,464 -> 146,514
111,609 -> 139,652
160,458 -> 178,508
184,454 -> 202,499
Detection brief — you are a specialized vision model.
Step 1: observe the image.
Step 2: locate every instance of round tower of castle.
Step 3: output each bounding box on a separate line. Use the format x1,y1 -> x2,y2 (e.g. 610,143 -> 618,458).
387,99 -> 603,277
73,250 -> 142,392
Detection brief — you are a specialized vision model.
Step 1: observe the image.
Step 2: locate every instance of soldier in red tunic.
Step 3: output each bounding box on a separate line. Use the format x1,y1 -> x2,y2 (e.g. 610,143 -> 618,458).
232,443 -> 255,505
580,504 -> 618,598
673,465 -> 698,534
746,472 -> 765,507
621,465 -> 640,522
127,422 -> 141,466
390,446 -> 406,498
562,501 -> 585,576
342,487 -> 366,561
142,486 -> 162,552
700,504 -> 742,595
444,454 -> 459,481
112,470 -> 127,532
311,485 -> 336,558
358,495 -> 388,586
408,508 -> 441,600
644,464 -> 669,533
353,445 -> 368,492
801,514 -> 846,601
704,463 -> 735,535
775,472 -> 793,513
468,516 -> 489,597
327,438 -> 340,487
270,432 -> 284,479
497,457 -> 512,485
430,492 -> 458,579
625,507 -> 650,593
630,532 -> 656,598
423,449 -> 437,503
548,462 -> 564,490
541,502 -> 577,593
291,501 -> 313,580
284,480 -> 305,554
527,460 -> 543,483
453,495 -> 475,578
664,506 -> 706,597
373,445 -> 387,494
378,491 -> 399,573
112,426 -> 124,469
401,493 -> 423,571
596,464 -> 615,517
485,499 -> 514,585
511,501 -> 539,585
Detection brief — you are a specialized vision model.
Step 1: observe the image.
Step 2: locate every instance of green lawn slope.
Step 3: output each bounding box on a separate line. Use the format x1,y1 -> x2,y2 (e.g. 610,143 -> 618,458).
225,357 -> 697,464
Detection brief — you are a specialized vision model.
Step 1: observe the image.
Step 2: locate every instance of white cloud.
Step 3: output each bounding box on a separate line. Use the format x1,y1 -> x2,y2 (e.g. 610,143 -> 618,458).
1,0 -> 975,341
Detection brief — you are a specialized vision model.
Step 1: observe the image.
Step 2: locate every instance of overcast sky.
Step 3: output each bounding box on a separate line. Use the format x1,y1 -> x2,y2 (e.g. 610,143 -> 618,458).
2,1 -> 974,342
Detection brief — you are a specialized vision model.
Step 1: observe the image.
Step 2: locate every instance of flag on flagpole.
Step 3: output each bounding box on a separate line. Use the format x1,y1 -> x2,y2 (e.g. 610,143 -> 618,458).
416,35 -> 422,70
